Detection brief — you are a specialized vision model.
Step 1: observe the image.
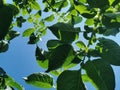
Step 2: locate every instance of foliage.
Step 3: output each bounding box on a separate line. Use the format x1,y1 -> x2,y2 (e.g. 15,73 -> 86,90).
1,0 -> 120,89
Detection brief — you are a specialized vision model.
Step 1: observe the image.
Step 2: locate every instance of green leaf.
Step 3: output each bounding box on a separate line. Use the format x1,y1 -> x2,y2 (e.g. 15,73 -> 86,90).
85,18 -> 94,26
48,23 -> 79,43
22,28 -> 35,37
83,59 -> 115,90
28,33 -> 40,44
35,46 -> 48,68
6,76 -> 24,90
31,1 -> 40,10
57,70 -> 86,90
0,4 -> 13,40
76,41 -> 86,49
46,44 -> 75,72
24,73 -> 53,88
0,40 -> 8,53
104,28 -> 119,36
44,14 -> 55,22
98,38 -> 120,65
72,16 -> 82,25
47,39 -> 62,50
87,0 -> 109,8
75,5 -> 96,18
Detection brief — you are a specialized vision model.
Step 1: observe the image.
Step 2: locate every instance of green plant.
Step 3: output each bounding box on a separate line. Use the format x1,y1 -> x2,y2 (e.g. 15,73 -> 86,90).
0,0 -> 120,89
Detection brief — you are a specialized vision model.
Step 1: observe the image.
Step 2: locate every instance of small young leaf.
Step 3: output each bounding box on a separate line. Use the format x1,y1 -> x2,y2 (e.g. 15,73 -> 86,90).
44,14 -> 55,22
22,28 -> 35,37
83,59 -> 115,90
46,44 -> 75,72
24,73 -> 53,88
57,70 -> 86,90
76,41 -> 86,49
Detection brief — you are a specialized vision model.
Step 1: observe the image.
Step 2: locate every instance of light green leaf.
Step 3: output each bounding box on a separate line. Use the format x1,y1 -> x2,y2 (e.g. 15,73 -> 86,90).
6,76 -> 24,90
98,38 -> 120,65
24,73 -> 53,88
57,70 -> 86,90
22,28 -> 35,37
85,18 -> 94,26
44,14 -> 55,22
46,44 -> 75,72
83,59 -> 115,90
31,1 -> 40,10
76,41 -> 86,49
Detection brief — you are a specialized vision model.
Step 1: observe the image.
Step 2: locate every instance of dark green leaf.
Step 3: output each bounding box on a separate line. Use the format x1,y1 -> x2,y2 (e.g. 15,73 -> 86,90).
48,23 -> 79,43
24,73 -> 53,88
57,70 -> 86,90
0,40 -> 9,53
87,0 -> 109,8
46,44 -> 75,72
83,59 -> 115,90
22,28 -> 35,37
47,39 -> 62,50
6,30 -> 20,41
98,38 -> 120,65
0,4 -> 13,40
104,28 -> 119,36
28,33 -> 40,44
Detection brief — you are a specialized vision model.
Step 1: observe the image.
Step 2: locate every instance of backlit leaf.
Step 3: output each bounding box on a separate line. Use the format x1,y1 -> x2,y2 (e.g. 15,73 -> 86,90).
76,41 -> 86,49
22,28 -> 35,37
44,14 -> 55,22
24,73 -> 53,88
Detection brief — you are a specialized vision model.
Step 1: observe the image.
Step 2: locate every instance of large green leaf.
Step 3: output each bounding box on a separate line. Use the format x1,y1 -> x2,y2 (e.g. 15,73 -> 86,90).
0,4 -> 13,40
87,0 -> 109,8
57,70 -> 86,90
83,59 -> 115,90
46,44 -> 75,72
98,38 -> 120,65
31,1 -> 40,10
24,73 -> 53,88
48,23 -> 79,43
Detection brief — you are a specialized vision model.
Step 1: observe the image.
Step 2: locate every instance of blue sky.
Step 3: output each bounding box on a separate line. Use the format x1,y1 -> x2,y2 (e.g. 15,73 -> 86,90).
1,0 -> 120,90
